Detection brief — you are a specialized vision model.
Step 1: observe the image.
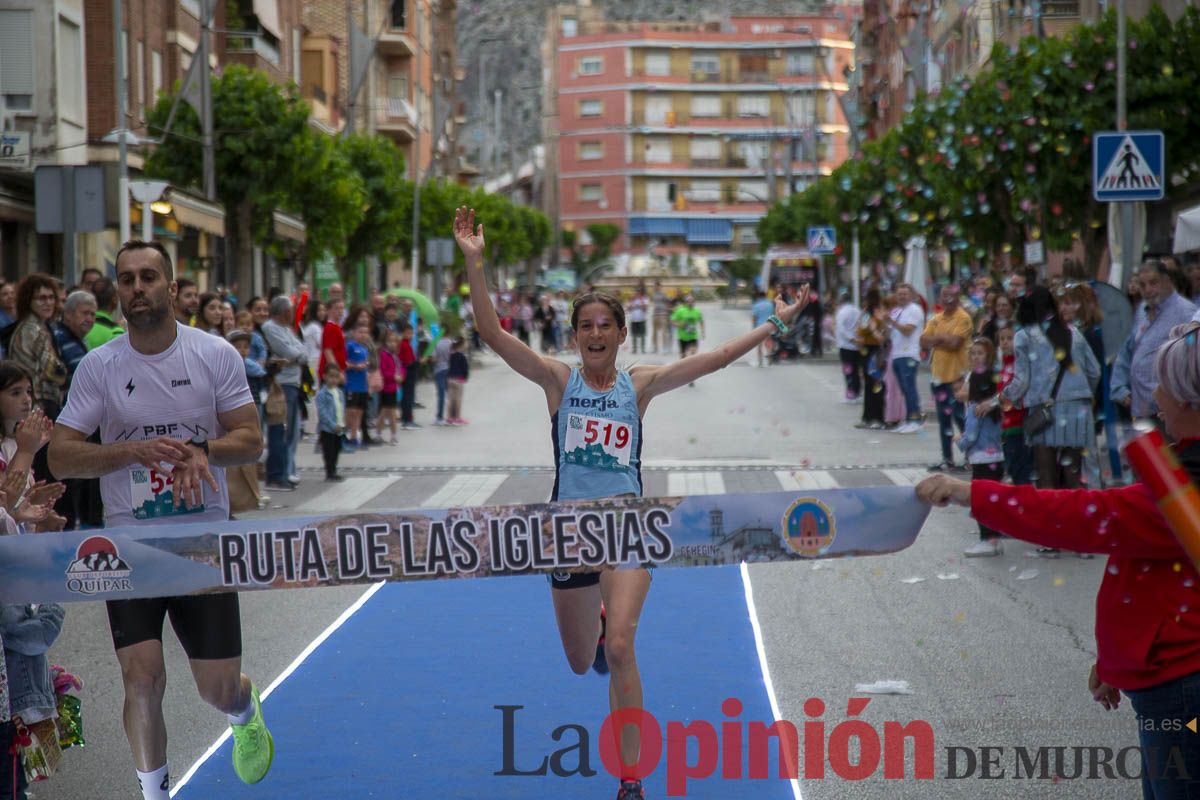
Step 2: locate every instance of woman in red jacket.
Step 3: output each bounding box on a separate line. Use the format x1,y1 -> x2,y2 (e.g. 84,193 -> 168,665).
918,320 -> 1200,800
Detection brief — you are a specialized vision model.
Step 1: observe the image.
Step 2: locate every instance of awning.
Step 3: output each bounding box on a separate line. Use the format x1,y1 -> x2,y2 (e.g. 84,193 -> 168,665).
254,0 -> 281,38
628,217 -> 686,237
1174,204 -> 1200,254
273,210 -> 306,243
167,189 -> 225,237
686,218 -> 733,244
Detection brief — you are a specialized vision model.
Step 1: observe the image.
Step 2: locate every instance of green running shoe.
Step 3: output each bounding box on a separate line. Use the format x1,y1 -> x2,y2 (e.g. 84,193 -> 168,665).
231,684 -> 274,784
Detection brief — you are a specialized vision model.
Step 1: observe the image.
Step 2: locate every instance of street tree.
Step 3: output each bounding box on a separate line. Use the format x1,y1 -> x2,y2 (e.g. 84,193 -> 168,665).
145,65 -> 310,295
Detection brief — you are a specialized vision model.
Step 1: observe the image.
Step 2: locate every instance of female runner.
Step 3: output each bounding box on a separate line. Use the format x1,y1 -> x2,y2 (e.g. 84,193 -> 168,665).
454,207 -> 808,799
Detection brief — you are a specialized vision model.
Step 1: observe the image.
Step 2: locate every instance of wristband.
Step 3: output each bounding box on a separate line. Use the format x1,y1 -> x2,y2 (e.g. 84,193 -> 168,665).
767,315 -> 789,335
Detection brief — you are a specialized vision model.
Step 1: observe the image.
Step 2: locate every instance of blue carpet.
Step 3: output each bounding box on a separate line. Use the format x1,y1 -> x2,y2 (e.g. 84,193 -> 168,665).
176,567 -> 795,799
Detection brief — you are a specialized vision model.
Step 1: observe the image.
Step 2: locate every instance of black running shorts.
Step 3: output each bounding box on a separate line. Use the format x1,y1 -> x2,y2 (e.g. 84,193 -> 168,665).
106,593 -> 243,660
548,570 -> 602,590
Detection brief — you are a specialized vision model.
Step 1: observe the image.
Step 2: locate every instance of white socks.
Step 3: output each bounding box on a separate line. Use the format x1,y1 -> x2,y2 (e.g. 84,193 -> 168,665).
227,692 -> 255,726
136,764 -> 170,800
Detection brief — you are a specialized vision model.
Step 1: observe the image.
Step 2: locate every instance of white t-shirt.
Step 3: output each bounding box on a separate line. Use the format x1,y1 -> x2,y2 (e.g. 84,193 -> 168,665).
627,296 -> 649,324
57,323 -> 255,527
889,302 -> 926,360
834,303 -> 860,350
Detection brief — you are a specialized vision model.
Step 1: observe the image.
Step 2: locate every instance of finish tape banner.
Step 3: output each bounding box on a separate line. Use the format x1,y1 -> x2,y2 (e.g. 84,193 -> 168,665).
0,487 -> 929,604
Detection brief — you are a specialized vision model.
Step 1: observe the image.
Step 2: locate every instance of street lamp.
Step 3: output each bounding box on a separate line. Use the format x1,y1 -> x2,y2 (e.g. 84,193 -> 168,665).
101,129 -> 162,243
128,180 -> 170,241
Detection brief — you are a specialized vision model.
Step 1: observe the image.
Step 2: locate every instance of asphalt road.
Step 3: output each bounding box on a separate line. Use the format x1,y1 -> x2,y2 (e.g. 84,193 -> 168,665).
44,302 -> 1141,799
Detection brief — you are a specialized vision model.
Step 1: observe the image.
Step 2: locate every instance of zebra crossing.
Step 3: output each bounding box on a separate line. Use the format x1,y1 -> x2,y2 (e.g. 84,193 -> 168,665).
273,465 -> 931,515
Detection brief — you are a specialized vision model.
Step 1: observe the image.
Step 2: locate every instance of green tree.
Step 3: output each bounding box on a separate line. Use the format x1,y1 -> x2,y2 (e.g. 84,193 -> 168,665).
146,65 -> 310,295
284,129 -> 365,262
340,133 -> 410,282
584,223 -> 621,263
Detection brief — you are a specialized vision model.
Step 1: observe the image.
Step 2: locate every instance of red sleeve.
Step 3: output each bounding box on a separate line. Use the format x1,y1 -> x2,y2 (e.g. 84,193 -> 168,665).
399,340 -> 416,367
325,324 -> 347,369
971,480 -> 1186,558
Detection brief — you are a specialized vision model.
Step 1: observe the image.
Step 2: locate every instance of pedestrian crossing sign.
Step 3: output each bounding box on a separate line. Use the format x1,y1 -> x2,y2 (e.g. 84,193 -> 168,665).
807,226 -> 836,254
1093,130 -> 1164,202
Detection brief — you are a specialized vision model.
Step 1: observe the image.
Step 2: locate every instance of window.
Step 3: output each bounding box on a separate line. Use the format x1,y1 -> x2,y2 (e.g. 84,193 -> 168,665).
737,95 -> 769,117
688,180 -> 721,203
579,99 -> 602,118
644,49 -> 670,76
57,16 -> 83,123
151,50 -> 163,102
689,138 -> 720,161
736,181 -> 769,203
0,10 -> 35,112
735,141 -> 765,168
390,0 -> 406,29
579,141 -> 603,160
787,51 -> 814,76
644,136 -> 671,163
647,181 -> 672,211
579,183 -> 603,202
690,94 -> 721,118
388,72 -> 409,100
786,93 -> 816,125
562,17 -> 578,37
578,56 -> 602,75
645,95 -> 672,124
691,54 -> 720,76
739,53 -> 769,80
181,47 -> 193,72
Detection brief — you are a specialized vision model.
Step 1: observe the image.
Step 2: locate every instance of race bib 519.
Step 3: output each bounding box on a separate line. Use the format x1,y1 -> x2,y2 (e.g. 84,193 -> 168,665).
564,413 -> 632,470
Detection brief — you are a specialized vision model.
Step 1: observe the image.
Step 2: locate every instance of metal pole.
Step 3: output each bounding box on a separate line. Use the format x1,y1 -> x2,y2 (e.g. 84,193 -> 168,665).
1116,0 -> 1134,284
346,0 -> 355,133
852,227 -> 860,308
63,167 -> 78,283
493,88 -> 502,177
115,0 -> 130,244
410,13 -> 422,290
142,201 -> 152,241
200,0 -> 215,201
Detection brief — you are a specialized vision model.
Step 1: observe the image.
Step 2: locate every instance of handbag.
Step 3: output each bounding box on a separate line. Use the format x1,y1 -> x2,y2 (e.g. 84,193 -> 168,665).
264,378 -> 287,425
1024,358 -> 1067,437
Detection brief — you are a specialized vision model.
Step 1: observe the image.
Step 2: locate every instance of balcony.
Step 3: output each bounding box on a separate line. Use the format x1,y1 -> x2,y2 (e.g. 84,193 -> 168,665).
376,96 -> 417,140
738,70 -> 771,83
377,27 -> 415,56
1042,0 -> 1079,15
691,69 -> 732,83
226,33 -> 281,72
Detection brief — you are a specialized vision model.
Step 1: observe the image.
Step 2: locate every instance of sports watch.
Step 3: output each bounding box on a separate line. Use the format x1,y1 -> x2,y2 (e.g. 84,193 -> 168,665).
187,435 -> 209,455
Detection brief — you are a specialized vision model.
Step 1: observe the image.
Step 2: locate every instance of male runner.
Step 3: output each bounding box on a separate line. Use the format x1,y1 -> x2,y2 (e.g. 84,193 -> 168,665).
48,240 -> 273,799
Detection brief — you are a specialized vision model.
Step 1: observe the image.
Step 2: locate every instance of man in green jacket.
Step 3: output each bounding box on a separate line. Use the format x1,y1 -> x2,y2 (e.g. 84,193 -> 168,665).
83,277 -> 125,350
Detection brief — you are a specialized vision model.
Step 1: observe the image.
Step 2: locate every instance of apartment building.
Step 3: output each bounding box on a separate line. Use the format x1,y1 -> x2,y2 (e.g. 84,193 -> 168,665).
0,0 -> 89,278
544,4 -> 855,266
302,0 -> 465,182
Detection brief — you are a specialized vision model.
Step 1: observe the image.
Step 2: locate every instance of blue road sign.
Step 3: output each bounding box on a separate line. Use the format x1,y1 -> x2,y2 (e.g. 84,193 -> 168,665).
1093,130 -> 1164,202
807,226 -> 836,254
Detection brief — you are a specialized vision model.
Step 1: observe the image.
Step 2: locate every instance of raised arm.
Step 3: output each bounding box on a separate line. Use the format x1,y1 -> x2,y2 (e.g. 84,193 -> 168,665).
634,288 -> 809,405
454,207 -> 568,406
